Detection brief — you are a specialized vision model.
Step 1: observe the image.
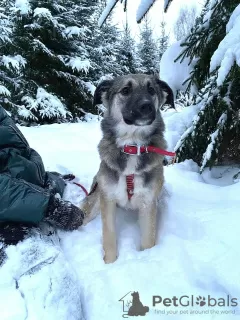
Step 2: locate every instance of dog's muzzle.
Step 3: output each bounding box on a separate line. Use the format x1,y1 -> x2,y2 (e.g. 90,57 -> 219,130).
123,102 -> 156,126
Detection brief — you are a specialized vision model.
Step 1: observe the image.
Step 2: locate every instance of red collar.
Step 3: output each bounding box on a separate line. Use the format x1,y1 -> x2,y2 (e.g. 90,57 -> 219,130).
122,145 -> 176,157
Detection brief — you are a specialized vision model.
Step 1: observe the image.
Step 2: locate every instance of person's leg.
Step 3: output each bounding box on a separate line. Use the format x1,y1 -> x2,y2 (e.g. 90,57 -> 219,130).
0,174 -> 85,232
0,222 -> 36,246
0,244 -> 7,266
0,227 -> 84,319
0,222 -> 51,266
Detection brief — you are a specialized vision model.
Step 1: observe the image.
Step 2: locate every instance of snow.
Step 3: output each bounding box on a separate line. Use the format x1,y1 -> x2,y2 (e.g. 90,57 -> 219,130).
20,88 -> 68,121
98,0 -> 118,27
136,0 -> 155,23
1,55 -> 26,71
80,112 -> 101,123
1,109 -> 240,319
33,39 -> 54,57
160,41 -> 194,97
99,0 -> 173,26
67,58 -> 91,73
84,82 -> 96,96
202,165 -> 240,187
14,0 -> 31,15
162,105 -> 200,153
164,0 -> 173,12
53,4 -> 67,13
174,74 -> 219,153
0,231 -> 83,320
210,4 -> 240,86
24,22 -> 41,30
198,0 -> 219,31
200,112 -> 227,173
0,18 -> 11,43
64,26 -> 86,38
33,8 -> 52,19
0,85 -> 11,96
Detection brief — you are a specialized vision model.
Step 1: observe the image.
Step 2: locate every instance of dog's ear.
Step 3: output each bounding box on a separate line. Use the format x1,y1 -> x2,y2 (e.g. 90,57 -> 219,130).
93,80 -> 113,106
156,79 -> 175,109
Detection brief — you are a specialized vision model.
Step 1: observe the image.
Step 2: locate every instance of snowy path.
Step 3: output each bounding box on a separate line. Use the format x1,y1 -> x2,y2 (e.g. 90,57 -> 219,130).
1,110 -> 240,320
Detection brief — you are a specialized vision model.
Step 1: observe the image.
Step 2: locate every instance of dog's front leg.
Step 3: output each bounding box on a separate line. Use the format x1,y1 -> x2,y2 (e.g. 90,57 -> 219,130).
100,193 -> 117,264
139,202 -> 157,251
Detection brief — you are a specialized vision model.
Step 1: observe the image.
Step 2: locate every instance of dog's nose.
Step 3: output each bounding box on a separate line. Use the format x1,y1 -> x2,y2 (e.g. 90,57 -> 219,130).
139,102 -> 154,115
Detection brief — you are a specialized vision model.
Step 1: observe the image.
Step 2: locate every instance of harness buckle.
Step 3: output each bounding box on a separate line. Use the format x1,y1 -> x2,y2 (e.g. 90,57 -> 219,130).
137,144 -> 141,156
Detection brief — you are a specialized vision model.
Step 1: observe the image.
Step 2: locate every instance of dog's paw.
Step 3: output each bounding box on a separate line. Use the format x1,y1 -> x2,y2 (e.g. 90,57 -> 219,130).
140,242 -> 155,251
103,254 -> 117,264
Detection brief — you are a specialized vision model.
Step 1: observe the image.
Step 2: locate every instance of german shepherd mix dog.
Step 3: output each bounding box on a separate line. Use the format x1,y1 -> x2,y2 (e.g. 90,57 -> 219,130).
80,74 -> 175,264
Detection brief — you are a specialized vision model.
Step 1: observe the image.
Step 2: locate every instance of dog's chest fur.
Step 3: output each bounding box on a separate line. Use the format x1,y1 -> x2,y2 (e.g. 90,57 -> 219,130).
123,155 -> 138,175
102,166 -> 153,210
100,146 -> 157,210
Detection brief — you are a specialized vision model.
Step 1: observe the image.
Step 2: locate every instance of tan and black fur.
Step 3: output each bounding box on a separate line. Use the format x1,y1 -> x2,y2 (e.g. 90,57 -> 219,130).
80,74 -> 174,263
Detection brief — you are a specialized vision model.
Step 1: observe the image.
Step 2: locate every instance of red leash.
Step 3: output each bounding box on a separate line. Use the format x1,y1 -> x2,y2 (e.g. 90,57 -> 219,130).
72,181 -> 89,196
62,174 -> 89,196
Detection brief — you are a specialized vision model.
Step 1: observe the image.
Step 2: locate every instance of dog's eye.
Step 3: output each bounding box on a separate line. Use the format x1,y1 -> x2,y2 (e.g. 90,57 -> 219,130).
121,87 -> 131,95
148,86 -> 156,95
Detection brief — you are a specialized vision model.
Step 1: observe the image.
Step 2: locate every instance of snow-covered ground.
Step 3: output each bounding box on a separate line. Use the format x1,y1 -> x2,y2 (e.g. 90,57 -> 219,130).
1,109 -> 240,320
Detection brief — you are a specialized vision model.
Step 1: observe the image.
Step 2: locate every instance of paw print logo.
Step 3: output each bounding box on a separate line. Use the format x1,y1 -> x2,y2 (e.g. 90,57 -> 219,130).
196,296 -> 206,307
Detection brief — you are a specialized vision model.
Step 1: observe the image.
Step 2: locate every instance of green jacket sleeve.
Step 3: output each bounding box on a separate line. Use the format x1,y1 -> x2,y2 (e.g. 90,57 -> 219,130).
0,106 -> 66,224
44,171 -> 66,197
0,173 -> 50,224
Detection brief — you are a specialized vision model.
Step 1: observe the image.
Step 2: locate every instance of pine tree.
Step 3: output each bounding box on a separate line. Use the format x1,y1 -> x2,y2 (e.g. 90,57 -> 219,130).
0,1 -> 11,102
1,0 -> 97,123
0,0 -> 24,113
173,6 -> 197,41
117,16 -> 139,75
88,0 -> 123,84
138,17 -> 158,74
175,0 -> 240,172
157,20 -> 169,69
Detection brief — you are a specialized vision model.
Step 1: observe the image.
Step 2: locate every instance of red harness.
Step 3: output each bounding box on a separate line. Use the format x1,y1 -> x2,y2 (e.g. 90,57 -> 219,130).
123,145 -> 176,200
126,174 -> 135,200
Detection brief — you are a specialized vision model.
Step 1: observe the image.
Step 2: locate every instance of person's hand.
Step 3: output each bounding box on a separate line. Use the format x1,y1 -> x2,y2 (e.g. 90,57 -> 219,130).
45,195 -> 85,231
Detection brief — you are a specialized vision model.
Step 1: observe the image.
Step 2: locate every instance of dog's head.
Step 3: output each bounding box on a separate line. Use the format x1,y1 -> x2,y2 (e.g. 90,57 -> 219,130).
131,291 -> 140,299
93,74 -> 174,127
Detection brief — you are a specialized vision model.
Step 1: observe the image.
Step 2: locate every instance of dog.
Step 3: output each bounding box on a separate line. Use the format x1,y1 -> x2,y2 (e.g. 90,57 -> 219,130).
80,74 -> 175,264
128,291 -> 149,316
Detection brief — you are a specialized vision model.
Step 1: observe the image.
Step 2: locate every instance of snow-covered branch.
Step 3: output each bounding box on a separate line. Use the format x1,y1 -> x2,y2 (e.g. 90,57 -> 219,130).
210,4 -> 240,86
99,0 -> 174,27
